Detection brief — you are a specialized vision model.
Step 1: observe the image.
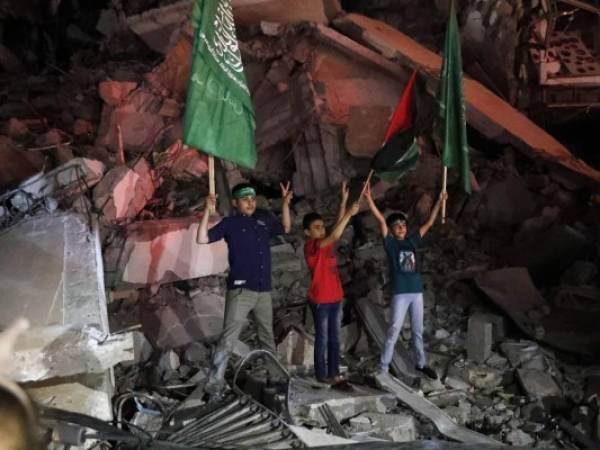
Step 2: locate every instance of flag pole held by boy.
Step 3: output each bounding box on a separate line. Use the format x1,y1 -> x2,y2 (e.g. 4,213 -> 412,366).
182,0 -> 257,212
438,0 -> 472,223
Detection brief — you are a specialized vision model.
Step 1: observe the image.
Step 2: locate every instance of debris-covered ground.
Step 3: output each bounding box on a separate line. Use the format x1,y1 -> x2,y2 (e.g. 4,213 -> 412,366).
1,0 -> 599,449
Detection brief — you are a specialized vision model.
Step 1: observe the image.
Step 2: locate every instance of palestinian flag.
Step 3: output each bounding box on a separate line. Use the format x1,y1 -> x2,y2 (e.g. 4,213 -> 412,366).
371,70 -> 429,181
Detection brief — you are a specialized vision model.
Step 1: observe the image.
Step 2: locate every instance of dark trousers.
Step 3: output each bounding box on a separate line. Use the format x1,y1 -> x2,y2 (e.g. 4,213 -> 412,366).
310,301 -> 342,380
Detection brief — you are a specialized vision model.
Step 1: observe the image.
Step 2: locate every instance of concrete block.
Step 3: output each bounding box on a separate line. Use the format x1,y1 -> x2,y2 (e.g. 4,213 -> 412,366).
467,314 -> 493,363
349,412 -> 416,442
277,328 -> 314,367
10,326 -> 134,382
93,158 -> 156,222
99,80 -> 138,106
111,217 -> 228,287
516,369 -> 562,400
158,350 -> 180,372
184,342 -> 210,366
271,243 -> 303,273
141,289 -> 225,350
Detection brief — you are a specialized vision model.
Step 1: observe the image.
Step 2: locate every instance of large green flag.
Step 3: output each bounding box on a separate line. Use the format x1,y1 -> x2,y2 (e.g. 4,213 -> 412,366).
438,0 -> 471,194
183,0 -> 256,168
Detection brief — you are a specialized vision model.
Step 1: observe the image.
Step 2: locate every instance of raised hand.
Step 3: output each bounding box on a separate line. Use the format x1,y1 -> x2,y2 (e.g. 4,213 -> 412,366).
341,181 -> 349,204
205,194 -> 217,215
349,201 -> 360,216
280,181 -> 294,205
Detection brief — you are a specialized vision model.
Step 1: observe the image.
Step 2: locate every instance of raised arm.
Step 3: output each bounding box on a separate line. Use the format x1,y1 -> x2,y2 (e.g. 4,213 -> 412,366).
320,201 -> 360,248
336,181 -> 349,224
364,183 -> 388,237
196,194 -> 216,244
419,191 -> 448,237
280,181 -> 293,234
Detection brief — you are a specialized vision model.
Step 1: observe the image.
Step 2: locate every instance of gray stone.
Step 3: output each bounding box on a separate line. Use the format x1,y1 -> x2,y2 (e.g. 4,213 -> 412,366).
131,331 -> 153,364
158,350 -> 180,372
467,314 -> 493,363
271,243 -> 303,272
349,412 -> 416,442
290,379 -> 395,426
435,328 -> 451,340
516,369 -> 561,400
184,342 -> 210,366
506,429 -> 535,446
277,328 -> 314,367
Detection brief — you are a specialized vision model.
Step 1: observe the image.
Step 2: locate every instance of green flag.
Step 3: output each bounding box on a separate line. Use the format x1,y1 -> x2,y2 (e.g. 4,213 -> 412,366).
438,0 -> 471,194
183,0 -> 256,168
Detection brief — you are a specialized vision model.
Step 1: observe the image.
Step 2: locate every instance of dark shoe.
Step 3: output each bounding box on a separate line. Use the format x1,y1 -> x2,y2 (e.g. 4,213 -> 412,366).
332,379 -> 353,392
416,365 -> 438,380
316,376 -> 333,384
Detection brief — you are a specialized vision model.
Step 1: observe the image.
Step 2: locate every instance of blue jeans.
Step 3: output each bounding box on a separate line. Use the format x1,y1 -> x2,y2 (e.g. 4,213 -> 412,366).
380,293 -> 426,372
310,301 -> 342,380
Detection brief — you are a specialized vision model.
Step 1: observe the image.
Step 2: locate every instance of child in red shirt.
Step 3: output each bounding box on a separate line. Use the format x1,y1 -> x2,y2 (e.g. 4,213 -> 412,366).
303,183 -> 360,385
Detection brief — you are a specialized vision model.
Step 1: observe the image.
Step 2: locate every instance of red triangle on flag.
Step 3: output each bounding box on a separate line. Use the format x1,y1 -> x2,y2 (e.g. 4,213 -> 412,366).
382,70 -> 418,145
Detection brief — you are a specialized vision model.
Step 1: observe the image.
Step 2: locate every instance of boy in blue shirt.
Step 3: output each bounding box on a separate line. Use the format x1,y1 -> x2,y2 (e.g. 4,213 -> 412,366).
197,182 -> 293,398
365,183 -> 447,379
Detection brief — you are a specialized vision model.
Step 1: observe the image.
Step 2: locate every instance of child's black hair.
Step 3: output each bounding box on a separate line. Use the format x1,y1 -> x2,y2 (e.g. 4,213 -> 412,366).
231,183 -> 255,196
385,212 -> 408,227
303,212 -> 323,230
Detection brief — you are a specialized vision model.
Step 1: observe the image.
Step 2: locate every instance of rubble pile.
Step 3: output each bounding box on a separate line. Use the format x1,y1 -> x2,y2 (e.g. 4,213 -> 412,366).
0,1 -> 599,449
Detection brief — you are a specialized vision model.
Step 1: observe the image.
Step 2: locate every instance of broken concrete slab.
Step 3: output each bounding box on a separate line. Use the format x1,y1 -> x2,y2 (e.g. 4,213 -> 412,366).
93,158 -> 156,222
0,213 -> 114,419
354,299 -> 418,383
10,325 -> 134,382
375,373 -> 501,445
232,0 -> 342,25
99,80 -> 138,106
95,107 -> 165,153
349,412 -> 416,442
476,267 -> 600,356
139,286 -> 225,349
160,141 -> 208,181
104,216 -> 228,287
278,328 -> 314,368
467,314 -> 493,364
517,369 -> 562,400
333,13 -> 600,186
288,377 -> 395,427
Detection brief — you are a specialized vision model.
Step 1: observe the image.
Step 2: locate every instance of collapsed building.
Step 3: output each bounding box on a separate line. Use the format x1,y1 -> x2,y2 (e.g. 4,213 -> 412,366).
0,0 -> 599,448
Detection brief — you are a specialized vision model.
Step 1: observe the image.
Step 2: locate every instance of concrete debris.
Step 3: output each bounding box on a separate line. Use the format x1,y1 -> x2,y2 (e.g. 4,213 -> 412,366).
0,3 -> 598,447
277,328 -> 314,368
349,412 -> 416,442
93,158 -> 156,222
376,373 -> 501,445
10,325 -> 134,382
516,369 -> 562,400
139,285 -> 226,349
98,80 -> 138,106
505,429 -> 535,447
105,217 -> 228,287
288,377 -> 395,427
467,314 -> 493,364
333,13 -> 600,185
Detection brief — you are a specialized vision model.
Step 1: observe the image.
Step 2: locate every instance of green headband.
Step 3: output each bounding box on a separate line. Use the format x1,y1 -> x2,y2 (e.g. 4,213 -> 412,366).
233,187 -> 256,199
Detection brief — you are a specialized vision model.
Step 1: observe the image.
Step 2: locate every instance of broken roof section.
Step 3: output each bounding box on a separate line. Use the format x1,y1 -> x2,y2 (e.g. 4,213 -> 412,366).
333,14 -> 600,186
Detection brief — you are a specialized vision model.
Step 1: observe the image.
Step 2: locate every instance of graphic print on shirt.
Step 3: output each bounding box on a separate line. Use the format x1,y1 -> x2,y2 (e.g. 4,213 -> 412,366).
398,250 -> 416,273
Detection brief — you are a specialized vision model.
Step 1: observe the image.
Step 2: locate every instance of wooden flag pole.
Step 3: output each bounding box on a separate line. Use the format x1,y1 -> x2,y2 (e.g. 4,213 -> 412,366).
116,125 -> 125,165
358,169 -> 375,201
208,155 -> 215,214
441,165 -> 448,224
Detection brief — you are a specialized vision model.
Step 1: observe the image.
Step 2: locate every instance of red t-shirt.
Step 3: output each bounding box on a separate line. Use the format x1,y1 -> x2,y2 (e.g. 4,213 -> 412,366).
304,239 -> 344,303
